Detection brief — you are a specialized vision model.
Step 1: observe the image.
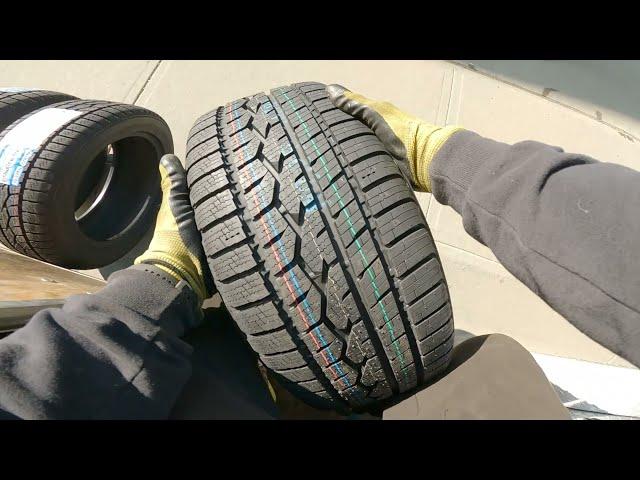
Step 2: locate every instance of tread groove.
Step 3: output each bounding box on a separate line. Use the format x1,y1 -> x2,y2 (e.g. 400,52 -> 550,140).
397,253 -> 437,281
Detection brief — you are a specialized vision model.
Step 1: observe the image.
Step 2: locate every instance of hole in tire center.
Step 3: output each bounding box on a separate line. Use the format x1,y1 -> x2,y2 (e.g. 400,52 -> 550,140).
74,136 -> 160,242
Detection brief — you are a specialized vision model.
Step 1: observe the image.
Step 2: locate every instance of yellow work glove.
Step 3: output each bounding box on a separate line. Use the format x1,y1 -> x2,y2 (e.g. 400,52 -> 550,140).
327,84 -> 464,192
135,154 -> 214,304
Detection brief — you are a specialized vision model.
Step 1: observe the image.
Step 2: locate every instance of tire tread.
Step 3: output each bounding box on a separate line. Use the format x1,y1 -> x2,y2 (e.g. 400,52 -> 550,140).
186,83 -> 454,412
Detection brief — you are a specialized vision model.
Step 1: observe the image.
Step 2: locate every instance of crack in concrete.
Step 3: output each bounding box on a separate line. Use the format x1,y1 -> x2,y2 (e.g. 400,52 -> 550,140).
435,239 -> 499,264
444,67 -> 456,125
132,60 -> 162,105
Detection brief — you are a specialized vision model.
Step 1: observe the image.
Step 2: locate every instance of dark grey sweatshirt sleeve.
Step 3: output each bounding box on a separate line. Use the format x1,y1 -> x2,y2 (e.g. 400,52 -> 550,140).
0,264 -> 201,419
430,130 -> 640,367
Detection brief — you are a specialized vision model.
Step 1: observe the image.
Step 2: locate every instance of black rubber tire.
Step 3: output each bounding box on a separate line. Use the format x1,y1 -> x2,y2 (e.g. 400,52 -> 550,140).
0,99 -> 173,268
186,82 -> 454,412
0,89 -> 77,133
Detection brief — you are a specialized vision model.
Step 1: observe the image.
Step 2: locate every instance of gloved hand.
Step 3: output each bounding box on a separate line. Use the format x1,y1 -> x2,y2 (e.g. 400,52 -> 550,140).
327,84 -> 464,192
135,154 -> 214,305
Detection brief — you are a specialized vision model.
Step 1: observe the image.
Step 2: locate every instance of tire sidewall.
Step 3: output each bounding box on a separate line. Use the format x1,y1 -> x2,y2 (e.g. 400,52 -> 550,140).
36,115 -> 172,268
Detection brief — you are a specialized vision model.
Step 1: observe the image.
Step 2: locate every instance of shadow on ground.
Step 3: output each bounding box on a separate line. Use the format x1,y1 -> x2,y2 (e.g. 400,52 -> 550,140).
462,60 -> 640,125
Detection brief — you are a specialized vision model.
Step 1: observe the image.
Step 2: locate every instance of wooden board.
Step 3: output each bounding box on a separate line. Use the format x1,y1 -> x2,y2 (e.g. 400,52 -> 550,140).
0,247 -> 105,332
0,248 -> 105,301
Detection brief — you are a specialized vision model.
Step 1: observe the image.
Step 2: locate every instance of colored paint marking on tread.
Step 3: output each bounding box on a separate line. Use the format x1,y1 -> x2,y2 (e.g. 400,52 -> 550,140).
278,88 -> 409,382
225,104 -> 360,400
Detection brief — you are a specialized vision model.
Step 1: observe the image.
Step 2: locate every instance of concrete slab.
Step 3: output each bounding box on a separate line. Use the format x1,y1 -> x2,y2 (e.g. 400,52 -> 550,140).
455,60 -> 640,139
135,60 -> 453,160
448,64 -> 640,167
0,60 -> 159,103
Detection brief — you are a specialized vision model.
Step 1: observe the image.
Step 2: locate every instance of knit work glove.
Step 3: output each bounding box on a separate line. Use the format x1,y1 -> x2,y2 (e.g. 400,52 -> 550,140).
135,154 -> 214,304
327,84 -> 464,192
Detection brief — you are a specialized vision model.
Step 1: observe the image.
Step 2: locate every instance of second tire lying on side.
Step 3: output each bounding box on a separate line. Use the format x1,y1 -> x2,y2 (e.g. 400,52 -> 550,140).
0,100 -> 173,268
186,82 -> 454,412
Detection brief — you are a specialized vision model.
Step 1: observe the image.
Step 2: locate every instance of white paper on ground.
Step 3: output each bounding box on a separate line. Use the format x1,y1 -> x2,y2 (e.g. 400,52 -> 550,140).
0,108 -> 82,186
533,352 -> 640,418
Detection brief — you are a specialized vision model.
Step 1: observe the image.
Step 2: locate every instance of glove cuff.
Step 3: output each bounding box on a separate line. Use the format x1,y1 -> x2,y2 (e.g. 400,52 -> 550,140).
135,250 -> 207,303
414,125 -> 465,192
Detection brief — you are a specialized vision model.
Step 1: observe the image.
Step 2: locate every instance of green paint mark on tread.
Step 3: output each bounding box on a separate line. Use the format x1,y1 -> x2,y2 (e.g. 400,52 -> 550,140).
280,90 -> 408,381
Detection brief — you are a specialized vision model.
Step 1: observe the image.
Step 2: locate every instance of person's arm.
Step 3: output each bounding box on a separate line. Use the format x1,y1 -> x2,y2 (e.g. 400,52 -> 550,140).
0,265 -> 200,419
0,155 -> 214,419
430,131 -> 640,367
328,85 -> 640,368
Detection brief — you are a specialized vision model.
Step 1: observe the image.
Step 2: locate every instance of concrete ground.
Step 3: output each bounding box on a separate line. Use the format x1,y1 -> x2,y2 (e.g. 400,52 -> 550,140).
1,60 -> 638,374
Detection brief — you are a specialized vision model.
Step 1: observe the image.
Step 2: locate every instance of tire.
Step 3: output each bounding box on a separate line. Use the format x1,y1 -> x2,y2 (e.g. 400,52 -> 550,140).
0,88 -> 77,133
186,82 -> 454,412
0,100 -> 173,268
